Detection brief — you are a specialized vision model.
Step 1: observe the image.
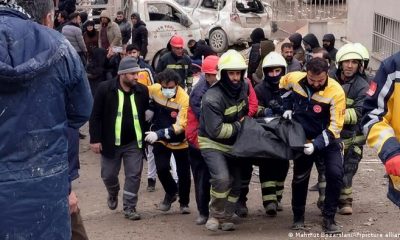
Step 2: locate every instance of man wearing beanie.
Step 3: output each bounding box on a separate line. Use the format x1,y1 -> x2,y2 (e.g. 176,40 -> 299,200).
90,57 -> 150,220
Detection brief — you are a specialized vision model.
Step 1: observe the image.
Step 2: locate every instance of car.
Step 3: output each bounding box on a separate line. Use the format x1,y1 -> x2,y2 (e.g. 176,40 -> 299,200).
177,0 -> 275,53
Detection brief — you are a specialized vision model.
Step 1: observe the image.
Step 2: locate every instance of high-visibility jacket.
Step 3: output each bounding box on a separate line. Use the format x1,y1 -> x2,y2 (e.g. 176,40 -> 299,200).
280,71 -> 346,150
148,83 -> 189,149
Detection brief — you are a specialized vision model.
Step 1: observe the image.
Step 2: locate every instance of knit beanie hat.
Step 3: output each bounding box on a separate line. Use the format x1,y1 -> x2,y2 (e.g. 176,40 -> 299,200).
118,57 -> 141,75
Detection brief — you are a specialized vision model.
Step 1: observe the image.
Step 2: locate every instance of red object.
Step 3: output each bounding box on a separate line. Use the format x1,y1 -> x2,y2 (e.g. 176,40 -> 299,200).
246,78 -> 258,117
171,111 -> 178,118
313,105 -> 322,113
385,155 -> 400,176
367,81 -> 377,96
201,55 -> 219,74
170,35 -> 184,48
186,106 -> 200,148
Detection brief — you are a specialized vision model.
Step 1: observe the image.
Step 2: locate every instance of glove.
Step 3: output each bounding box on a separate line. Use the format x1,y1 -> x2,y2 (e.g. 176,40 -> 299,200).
263,108 -> 273,117
144,131 -> 158,144
385,155 -> 400,176
282,110 -> 293,120
304,143 -> 314,155
145,110 -> 154,123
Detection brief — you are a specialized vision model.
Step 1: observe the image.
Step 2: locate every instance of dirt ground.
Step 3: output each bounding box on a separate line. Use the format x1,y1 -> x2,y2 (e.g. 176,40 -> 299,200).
74,126 -> 400,240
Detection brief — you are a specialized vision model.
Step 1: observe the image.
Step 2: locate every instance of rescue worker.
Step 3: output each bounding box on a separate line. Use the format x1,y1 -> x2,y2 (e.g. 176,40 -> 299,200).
280,58 -> 346,233
322,33 -> 338,65
362,51 -> 400,208
156,35 -> 194,93
198,50 -> 249,231
354,42 -> 373,82
145,69 -> 191,214
253,52 -> 289,216
186,55 -> 220,225
89,57 -> 149,220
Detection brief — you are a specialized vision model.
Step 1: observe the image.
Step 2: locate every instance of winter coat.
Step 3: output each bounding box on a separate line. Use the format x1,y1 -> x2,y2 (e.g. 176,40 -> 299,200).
303,33 -> 320,49
132,20 -> 148,58
0,8 -> 92,239
156,51 -> 193,88
248,43 -> 261,79
287,58 -> 302,73
62,22 -> 87,53
83,30 -> 99,58
254,80 -> 283,117
322,33 -> 338,63
289,33 -> 305,64
252,40 -> 275,84
98,10 -> 122,48
89,79 -> 149,158
362,52 -> 400,207
115,18 -> 132,44
190,40 -> 216,60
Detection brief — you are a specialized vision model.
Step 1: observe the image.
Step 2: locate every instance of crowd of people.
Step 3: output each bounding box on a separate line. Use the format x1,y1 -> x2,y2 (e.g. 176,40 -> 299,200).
1,0 -> 400,239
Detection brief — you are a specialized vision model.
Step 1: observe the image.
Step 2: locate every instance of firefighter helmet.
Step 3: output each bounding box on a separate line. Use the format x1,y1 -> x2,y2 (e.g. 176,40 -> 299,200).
262,52 -> 287,73
170,35 -> 184,48
353,43 -> 370,61
217,50 -> 247,80
202,55 -> 219,74
336,43 -> 364,64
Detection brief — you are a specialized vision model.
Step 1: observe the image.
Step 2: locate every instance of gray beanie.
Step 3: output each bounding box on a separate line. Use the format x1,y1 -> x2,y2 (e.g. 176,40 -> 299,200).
118,57 -> 141,75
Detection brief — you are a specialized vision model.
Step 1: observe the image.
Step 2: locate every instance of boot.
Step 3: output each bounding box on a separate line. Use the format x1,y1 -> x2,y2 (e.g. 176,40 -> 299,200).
123,208 -> 141,220
147,178 -> 156,192
322,217 -> 341,234
291,215 -> 305,230
158,194 -> 177,211
235,201 -> 248,218
195,215 -> 208,225
338,203 -> 353,215
107,195 -> 118,210
265,202 -> 277,217
205,217 -> 219,231
180,204 -> 191,214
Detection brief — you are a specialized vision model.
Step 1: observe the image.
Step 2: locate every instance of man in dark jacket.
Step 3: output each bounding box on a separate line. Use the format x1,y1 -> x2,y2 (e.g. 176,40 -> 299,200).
302,33 -> 320,69
62,12 -> 88,66
131,12 -> 148,59
248,28 -> 267,84
289,32 -> 305,64
89,57 -> 150,221
281,42 -> 302,73
187,39 -> 216,65
115,10 -> 131,45
0,0 -> 93,238
322,33 -> 338,65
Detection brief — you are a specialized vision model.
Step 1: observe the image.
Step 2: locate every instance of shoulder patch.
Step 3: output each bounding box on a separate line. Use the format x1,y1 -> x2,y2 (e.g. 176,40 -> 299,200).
366,81 -> 377,96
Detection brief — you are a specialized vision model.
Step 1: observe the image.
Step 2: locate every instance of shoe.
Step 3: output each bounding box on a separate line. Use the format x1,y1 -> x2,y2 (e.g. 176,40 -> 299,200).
180,205 -> 191,214
158,194 -> 177,211
322,217 -> 341,234
291,215 -> 305,230
107,195 -> 118,210
338,204 -> 353,215
147,178 -> 156,192
309,183 -> 319,191
195,215 -> 208,225
235,201 -> 248,218
265,202 -> 277,217
219,222 -> 235,231
124,208 -> 141,220
277,201 -> 283,211
79,132 -> 86,139
205,217 -> 219,231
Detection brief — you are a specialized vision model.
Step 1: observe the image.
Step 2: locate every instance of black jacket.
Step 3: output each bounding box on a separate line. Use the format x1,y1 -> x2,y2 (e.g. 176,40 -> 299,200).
190,40 -> 216,60
132,20 -> 148,58
248,43 -> 261,79
254,80 -> 283,117
115,18 -> 132,45
156,51 -> 193,88
89,79 -> 149,158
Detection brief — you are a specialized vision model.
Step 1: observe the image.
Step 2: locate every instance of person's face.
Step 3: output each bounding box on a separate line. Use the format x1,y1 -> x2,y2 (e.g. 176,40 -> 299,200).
126,49 -> 140,58
282,47 -> 293,62
131,16 -> 138,25
87,25 -> 94,31
116,14 -> 124,21
172,46 -> 184,57
205,73 -> 217,85
227,70 -> 242,85
121,72 -> 139,87
322,40 -> 331,48
76,15 -> 81,24
267,68 -> 282,77
306,71 -> 327,91
101,17 -> 109,24
341,59 -> 359,79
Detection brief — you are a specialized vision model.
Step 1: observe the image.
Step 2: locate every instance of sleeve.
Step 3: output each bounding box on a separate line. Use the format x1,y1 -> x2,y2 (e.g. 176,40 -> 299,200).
111,24 -> 122,46
344,80 -> 369,125
201,94 -> 241,140
140,27 -> 148,58
279,73 -> 294,111
186,57 -> 194,86
313,88 -> 346,150
185,106 -> 200,148
89,83 -> 106,143
362,61 -> 400,163
76,30 -> 87,52
172,89 -> 189,134
189,77 -> 206,120
155,55 -> 166,73
246,78 -> 258,117
122,23 -> 132,44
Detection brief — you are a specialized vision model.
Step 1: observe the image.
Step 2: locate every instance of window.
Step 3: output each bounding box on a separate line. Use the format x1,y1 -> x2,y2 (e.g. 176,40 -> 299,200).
372,13 -> 400,60
148,3 -> 183,23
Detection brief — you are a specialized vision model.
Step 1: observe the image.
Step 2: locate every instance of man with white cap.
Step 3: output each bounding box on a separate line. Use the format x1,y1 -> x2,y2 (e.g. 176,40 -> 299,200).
90,57 -> 150,220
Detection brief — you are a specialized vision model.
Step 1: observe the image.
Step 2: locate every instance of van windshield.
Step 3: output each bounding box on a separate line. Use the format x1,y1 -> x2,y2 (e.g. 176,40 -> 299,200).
236,0 -> 265,13
175,0 -> 198,8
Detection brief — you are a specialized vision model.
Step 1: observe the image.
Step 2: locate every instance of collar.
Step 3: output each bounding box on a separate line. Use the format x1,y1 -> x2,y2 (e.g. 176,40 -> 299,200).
0,5 -> 31,19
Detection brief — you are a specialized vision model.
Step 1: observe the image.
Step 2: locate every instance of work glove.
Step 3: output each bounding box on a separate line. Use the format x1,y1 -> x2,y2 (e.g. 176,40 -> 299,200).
304,143 -> 314,155
282,110 -> 293,120
263,108 -> 273,117
145,110 -> 154,123
385,155 -> 400,176
144,131 -> 158,144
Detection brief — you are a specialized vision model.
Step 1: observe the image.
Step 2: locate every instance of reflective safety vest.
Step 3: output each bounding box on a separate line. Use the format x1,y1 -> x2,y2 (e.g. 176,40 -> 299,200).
115,90 -> 142,148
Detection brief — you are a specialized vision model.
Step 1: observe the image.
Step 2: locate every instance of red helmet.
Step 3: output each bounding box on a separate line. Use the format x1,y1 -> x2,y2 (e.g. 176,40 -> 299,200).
201,55 -> 219,74
170,35 -> 184,48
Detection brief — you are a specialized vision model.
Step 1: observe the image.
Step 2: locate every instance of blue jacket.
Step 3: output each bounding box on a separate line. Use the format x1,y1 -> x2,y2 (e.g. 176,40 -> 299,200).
190,74 -> 210,120
0,8 -> 93,239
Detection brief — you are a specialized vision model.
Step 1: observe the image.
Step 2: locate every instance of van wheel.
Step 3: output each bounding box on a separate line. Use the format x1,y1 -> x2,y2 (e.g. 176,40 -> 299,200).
209,29 -> 228,53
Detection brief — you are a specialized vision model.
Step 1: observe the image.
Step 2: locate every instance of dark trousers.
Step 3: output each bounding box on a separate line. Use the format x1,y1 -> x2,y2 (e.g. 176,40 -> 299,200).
153,143 -> 191,205
71,208 -> 89,240
292,142 -> 343,219
188,145 -> 210,217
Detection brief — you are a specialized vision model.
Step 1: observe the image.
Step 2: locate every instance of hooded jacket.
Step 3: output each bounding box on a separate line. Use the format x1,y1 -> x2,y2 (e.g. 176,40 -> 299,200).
131,14 -> 148,58
289,33 -> 305,63
303,33 -> 320,50
62,21 -> 87,53
252,40 -> 275,84
98,10 -> 122,48
0,8 -> 92,239
322,33 -> 338,63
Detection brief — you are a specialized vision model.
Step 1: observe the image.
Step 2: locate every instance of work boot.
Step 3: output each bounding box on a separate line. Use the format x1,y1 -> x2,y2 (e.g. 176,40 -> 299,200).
291,215 -> 305,230
180,204 -> 191,214
205,217 -> 220,231
219,221 -> 235,231
309,183 -> 318,191
107,195 -> 118,210
147,178 -> 156,192
235,201 -> 248,218
123,208 -> 141,220
158,194 -> 177,211
195,215 -> 208,225
322,217 -> 341,234
338,204 -> 353,215
265,202 -> 277,217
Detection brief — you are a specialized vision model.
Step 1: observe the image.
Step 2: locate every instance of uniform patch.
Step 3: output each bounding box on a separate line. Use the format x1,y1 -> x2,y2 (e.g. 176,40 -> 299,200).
367,81 -> 377,96
171,111 -> 178,118
313,105 -> 322,113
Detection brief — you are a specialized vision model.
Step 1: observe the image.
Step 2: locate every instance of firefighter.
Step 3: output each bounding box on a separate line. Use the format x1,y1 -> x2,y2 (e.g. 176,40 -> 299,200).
362,51 -> 400,209
156,35 -> 193,93
254,52 -> 289,216
198,50 -> 249,231
280,58 -> 346,233
353,42 -> 373,82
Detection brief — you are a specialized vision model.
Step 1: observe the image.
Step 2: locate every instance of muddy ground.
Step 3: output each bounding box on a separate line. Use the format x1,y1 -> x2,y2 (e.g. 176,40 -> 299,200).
74,126 -> 400,240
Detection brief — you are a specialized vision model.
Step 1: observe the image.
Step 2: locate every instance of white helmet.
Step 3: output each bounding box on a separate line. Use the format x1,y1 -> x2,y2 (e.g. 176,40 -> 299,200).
216,49 -> 247,80
262,51 -> 287,74
336,43 -> 364,68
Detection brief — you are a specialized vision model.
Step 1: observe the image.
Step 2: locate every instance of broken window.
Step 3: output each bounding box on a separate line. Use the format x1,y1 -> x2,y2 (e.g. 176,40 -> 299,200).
236,0 -> 264,13
148,3 -> 183,24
